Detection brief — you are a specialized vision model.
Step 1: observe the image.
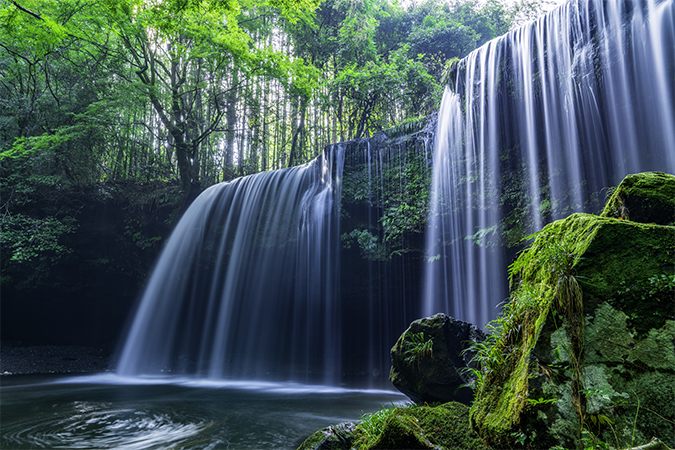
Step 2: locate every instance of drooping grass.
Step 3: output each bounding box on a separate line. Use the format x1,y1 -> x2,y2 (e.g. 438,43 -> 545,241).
467,225 -> 589,446
352,404 -> 399,449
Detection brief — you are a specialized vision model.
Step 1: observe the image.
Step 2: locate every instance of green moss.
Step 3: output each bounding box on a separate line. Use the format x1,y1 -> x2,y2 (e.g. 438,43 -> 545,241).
511,213 -> 674,323
297,422 -> 357,450
381,116 -> 429,139
359,403 -> 482,450
601,171 -> 675,225
471,204 -> 675,448
297,429 -> 333,450
470,297 -> 552,448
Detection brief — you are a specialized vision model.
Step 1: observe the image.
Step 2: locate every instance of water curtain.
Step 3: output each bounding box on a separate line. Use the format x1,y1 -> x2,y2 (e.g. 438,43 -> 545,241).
117,147 -> 345,383
117,0 -> 674,384
425,0 -> 675,327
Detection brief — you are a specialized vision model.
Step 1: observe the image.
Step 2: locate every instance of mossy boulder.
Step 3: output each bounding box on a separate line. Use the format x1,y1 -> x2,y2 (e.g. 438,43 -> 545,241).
297,403 -> 482,450
471,204 -> 675,448
601,171 -> 675,225
296,422 -> 358,450
390,313 -> 485,405
364,403 -> 482,450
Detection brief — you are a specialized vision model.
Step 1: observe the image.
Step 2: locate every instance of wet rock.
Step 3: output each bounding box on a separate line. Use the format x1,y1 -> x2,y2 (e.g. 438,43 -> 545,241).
389,313 -> 485,405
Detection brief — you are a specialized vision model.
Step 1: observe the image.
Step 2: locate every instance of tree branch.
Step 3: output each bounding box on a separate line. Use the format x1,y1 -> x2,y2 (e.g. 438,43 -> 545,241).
10,0 -> 44,21
625,438 -> 671,450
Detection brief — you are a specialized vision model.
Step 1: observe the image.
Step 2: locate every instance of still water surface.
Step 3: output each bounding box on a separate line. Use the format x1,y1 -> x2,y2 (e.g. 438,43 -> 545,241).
1,374 -> 406,449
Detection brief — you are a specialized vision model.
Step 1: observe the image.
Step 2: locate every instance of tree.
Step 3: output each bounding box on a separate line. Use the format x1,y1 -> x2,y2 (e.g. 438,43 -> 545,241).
1,0 -> 518,190
97,0 -> 320,191
2,0 -> 321,192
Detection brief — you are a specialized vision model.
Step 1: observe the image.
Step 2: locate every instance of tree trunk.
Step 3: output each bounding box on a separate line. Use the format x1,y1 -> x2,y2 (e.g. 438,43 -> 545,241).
224,67 -> 239,181
289,98 -> 307,168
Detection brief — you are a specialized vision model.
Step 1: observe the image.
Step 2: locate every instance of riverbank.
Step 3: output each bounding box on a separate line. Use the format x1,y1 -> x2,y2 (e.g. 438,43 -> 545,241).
0,342 -> 112,375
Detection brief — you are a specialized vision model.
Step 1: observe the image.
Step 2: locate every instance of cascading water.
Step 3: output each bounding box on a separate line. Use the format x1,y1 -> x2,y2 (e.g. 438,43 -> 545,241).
117,126 -> 432,386
425,0 -> 675,328
117,0 -> 674,385
117,147 -> 344,383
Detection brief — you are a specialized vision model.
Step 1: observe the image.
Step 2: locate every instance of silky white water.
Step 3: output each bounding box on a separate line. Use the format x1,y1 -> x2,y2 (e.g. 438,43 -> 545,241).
116,0 -> 675,384
117,147 -> 345,383
424,0 -> 675,327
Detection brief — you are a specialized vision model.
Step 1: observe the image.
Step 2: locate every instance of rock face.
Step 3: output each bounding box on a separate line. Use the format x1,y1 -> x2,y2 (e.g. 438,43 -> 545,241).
471,172 -> 675,449
389,313 -> 485,405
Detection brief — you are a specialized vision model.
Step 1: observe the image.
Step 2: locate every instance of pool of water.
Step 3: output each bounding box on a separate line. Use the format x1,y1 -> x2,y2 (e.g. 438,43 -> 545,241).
0,374 -> 406,449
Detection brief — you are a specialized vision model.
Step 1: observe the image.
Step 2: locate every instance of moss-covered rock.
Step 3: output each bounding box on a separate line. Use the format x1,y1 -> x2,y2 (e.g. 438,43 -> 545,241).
601,171 -> 675,225
390,313 -> 485,405
471,203 -> 675,448
297,403 -> 483,450
361,402 -> 482,450
296,422 -> 358,450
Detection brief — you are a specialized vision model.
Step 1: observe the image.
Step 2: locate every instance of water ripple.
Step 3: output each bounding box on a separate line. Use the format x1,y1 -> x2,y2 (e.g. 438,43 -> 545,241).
1,402 -> 209,449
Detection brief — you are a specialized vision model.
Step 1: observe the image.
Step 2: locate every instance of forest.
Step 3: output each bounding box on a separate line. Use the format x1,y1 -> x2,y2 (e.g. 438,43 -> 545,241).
0,0 -> 549,295
0,0 -> 549,189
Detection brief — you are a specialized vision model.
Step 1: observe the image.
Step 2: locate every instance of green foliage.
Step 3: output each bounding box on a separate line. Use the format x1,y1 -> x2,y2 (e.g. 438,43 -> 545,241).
1,0 -> 515,190
379,145 -> 431,250
0,213 -> 76,263
463,282 -> 547,392
403,332 -> 433,369
612,274 -> 675,336
341,138 -> 431,260
341,228 -> 387,261
381,116 -> 427,139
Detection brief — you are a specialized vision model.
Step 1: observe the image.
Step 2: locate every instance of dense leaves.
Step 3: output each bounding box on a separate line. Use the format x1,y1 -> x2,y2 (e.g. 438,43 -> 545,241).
0,0 -> 551,273
0,0 -> 527,189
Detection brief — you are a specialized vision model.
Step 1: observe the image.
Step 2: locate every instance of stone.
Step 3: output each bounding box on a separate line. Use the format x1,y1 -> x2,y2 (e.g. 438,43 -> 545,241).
296,422 -> 358,450
470,192 -> 675,449
297,402 -> 482,450
601,171 -> 675,225
389,313 -> 485,405
366,402 -> 482,450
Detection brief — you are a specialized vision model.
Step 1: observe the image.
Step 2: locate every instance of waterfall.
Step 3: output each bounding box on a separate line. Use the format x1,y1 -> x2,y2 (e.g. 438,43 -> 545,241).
117,0 -> 673,384
117,126 -> 432,386
117,147 -> 345,383
339,132 -> 433,382
424,0 -> 675,328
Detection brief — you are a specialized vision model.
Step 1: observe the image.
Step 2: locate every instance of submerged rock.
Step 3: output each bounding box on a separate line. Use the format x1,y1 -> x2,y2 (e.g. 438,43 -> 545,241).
471,173 -> 675,449
389,313 -> 485,405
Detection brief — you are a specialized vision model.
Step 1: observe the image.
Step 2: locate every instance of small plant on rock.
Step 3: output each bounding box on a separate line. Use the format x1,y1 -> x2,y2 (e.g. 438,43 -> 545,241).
404,332 -> 433,370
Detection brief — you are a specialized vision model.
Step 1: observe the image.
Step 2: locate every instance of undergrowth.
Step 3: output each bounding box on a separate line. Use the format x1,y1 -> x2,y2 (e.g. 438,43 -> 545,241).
404,332 -> 434,370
